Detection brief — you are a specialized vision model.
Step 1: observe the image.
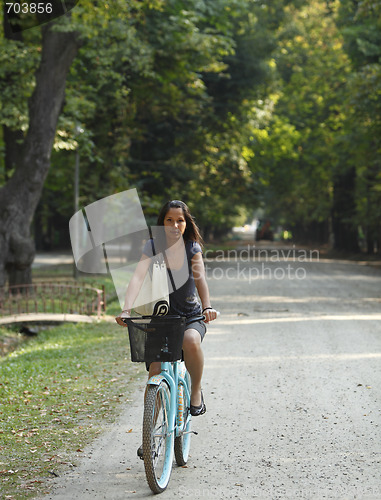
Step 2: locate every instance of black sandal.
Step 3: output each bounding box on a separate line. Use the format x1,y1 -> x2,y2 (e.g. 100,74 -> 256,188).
190,391 -> 206,417
137,445 -> 143,460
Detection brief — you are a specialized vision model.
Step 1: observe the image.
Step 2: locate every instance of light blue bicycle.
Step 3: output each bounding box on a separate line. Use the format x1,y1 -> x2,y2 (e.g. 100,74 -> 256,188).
124,315 -> 199,493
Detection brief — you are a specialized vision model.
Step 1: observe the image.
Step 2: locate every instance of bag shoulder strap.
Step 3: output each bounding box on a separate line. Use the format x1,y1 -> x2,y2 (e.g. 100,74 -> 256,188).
150,237 -> 156,256
162,251 -> 176,292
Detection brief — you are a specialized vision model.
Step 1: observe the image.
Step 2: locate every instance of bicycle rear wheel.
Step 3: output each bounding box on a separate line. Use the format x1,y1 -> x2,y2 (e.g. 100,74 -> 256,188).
174,370 -> 192,466
143,382 -> 174,493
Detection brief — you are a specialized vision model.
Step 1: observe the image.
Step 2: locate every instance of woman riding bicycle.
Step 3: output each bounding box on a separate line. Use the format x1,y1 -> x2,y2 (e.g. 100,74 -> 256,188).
116,199 -> 217,416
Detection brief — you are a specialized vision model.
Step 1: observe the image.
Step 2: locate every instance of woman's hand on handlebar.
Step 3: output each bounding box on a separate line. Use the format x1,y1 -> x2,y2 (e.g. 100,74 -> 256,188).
203,307 -> 219,323
115,309 -> 130,327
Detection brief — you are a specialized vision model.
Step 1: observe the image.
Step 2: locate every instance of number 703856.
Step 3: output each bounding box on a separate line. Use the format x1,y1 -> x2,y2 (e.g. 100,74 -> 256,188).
6,2 -> 53,14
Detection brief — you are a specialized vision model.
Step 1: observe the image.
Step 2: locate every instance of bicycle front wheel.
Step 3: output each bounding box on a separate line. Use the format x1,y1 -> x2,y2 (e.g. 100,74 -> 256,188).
143,382 -> 174,493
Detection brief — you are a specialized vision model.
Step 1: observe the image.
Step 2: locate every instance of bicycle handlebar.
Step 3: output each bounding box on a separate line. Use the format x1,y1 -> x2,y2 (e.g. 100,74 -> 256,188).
121,311 -> 220,325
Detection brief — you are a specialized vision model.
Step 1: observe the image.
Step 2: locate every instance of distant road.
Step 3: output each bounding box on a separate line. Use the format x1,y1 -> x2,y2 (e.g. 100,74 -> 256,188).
33,252 -> 74,269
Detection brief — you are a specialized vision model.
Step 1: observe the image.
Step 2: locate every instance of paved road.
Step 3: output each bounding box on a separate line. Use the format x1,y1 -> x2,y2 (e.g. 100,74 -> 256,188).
40,255 -> 381,499
33,252 -> 74,269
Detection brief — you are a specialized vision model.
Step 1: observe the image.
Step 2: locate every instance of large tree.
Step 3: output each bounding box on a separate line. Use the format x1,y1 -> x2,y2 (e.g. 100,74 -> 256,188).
0,16 -> 81,286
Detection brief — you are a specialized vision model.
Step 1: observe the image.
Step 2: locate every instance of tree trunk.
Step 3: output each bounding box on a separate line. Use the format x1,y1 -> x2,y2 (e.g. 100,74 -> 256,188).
0,23 -> 81,287
331,167 -> 360,253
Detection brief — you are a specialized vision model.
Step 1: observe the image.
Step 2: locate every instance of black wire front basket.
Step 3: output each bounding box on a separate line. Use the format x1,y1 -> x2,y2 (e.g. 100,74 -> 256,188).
125,315 -> 186,363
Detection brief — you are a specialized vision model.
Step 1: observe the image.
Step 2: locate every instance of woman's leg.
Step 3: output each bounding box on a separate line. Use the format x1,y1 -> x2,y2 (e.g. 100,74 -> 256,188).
148,361 -> 161,378
182,328 -> 204,407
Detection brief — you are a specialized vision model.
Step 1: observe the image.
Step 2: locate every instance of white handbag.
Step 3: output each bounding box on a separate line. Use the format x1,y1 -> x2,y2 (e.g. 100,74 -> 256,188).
133,257 -> 170,316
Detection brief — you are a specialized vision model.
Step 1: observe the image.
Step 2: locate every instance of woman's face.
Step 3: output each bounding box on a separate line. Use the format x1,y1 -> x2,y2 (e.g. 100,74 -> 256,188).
163,207 -> 186,242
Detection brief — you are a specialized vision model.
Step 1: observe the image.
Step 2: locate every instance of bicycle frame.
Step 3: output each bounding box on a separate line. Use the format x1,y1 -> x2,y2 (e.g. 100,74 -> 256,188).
123,314 -> 199,493
147,360 -> 191,439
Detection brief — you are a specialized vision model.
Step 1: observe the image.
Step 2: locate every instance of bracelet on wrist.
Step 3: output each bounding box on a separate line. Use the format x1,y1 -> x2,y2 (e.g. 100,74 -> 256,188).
202,307 -> 213,313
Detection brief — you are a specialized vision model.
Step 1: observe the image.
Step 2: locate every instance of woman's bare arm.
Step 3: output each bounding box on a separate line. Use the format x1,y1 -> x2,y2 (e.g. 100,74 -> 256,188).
115,254 -> 151,326
192,252 -> 217,323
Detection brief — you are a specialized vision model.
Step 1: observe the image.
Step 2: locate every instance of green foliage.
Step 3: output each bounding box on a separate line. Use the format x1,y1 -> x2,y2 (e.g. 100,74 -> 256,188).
248,2 -> 345,234
0,39 -> 39,130
336,0 -> 381,66
245,0 -> 380,250
5,0 -> 379,251
28,0 -> 288,241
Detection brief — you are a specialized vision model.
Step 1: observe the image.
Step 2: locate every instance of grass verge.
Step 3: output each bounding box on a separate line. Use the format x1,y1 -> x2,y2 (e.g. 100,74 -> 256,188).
0,315 -> 145,499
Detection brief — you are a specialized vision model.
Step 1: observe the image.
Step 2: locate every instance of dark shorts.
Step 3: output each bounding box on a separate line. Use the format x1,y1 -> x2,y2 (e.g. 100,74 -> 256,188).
185,317 -> 207,341
145,316 -> 206,370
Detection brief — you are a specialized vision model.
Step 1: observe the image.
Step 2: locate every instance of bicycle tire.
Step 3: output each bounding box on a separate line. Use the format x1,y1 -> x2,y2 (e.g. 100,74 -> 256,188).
174,371 -> 192,466
143,382 -> 174,493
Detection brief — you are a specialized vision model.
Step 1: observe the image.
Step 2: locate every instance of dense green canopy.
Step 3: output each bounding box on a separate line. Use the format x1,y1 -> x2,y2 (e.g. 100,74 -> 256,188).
0,0 -> 380,285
